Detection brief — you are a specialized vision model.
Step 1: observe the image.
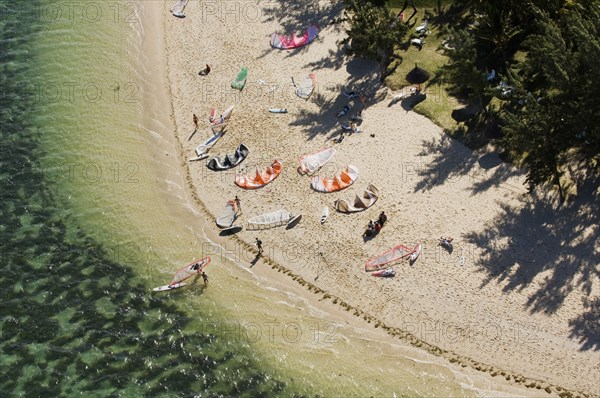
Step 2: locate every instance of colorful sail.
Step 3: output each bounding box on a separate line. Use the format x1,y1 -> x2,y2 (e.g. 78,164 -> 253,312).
311,165 -> 359,192
231,67 -> 248,90
364,244 -> 413,272
170,257 -> 211,286
270,25 -> 318,49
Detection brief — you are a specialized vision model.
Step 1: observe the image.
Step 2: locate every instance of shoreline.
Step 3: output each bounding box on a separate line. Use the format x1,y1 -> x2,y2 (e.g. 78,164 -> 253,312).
155,0 -> 599,396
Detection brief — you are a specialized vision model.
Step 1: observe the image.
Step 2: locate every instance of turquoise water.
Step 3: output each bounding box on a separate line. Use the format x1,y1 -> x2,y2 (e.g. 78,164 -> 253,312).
0,1 -> 294,395
0,1 -> 492,396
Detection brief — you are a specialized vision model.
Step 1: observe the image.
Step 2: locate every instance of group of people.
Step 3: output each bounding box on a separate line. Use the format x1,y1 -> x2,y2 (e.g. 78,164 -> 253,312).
364,211 -> 387,237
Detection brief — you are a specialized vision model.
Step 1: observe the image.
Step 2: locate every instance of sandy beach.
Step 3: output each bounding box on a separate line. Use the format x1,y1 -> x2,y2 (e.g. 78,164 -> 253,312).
159,0 -> 599,395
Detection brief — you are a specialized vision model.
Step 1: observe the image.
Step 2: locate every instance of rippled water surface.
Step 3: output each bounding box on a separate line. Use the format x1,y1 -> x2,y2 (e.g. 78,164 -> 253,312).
0,1 -> 479,396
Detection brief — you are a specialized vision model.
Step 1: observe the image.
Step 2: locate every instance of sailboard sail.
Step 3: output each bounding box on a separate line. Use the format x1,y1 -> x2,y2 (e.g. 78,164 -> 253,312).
295,73 -> 317,99
216,200 -> 238,228
169,257 -> 211,286
364,244 -> 413,272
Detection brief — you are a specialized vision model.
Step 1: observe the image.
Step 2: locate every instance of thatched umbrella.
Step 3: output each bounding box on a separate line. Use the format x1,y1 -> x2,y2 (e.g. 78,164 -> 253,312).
406,63 -> 431,84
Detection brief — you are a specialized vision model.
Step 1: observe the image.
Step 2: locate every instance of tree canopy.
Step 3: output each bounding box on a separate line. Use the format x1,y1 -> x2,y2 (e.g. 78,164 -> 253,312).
341,0 -> 409,79
441,0 -> 600,201
499,2 -> 600,201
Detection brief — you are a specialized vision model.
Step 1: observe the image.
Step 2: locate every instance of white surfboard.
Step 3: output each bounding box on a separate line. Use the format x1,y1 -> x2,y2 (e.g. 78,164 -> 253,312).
153,282 -> 186,292
320,207 -> 329,224
409,243 -> 422,262
189,153 -> 209,162
269,108 -> 288,113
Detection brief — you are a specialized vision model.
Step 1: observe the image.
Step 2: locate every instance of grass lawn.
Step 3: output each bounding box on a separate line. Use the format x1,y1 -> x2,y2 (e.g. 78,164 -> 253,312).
385,2 -> 463,134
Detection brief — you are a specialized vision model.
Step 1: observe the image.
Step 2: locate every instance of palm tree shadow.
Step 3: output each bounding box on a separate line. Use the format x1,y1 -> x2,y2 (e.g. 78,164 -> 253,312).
463,191 -> 600,351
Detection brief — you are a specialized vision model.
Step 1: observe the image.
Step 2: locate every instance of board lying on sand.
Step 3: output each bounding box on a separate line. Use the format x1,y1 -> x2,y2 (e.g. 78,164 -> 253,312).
320,206 -> 329,224
269,108 -> 288,113
153,257 -> 211,292
371,268 -> 396,277
409,243 -> 422,262
170,0 -> 188,17
286,214 -> 303,229
298,147 -> 335,175
190,131 -> 225,161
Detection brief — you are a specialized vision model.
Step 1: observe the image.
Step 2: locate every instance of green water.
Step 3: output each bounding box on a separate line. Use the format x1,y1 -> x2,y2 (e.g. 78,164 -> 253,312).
0,1 -> 294,396
0,1 -> 493,396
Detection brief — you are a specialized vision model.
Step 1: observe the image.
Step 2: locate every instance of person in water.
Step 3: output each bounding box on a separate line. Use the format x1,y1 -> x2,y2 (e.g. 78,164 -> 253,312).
202,271 -> 208,286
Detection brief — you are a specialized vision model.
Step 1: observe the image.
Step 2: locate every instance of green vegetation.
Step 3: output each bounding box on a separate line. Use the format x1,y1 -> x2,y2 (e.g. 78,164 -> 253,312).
385,3 -> 460,132
341,0 -> 410,80
341,0 -> 599,202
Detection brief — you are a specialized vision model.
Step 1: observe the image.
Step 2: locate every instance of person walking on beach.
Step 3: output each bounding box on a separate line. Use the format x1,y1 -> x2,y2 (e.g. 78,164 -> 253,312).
202,271 -> 208,286
193,113 -> 199,131
234,196 -> 241,214
255,238 -> 263,255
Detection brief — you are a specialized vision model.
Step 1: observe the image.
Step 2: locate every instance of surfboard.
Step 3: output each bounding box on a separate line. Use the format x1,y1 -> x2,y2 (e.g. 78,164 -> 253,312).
371,268 -> 396,277
269,108 -> 288,113
320,207 -> 329,224
153,282 -> 186,292
287,214 -> 302,229
171,0 -> 188,17
189,153 -> 209,162
409,243 -> 422,262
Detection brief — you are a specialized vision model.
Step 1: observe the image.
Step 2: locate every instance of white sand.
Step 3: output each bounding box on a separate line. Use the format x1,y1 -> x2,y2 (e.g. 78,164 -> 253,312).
159,0 -> 600,395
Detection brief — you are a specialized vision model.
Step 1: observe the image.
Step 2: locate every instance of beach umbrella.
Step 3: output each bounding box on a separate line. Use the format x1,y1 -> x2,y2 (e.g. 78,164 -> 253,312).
406,63 -> 431,84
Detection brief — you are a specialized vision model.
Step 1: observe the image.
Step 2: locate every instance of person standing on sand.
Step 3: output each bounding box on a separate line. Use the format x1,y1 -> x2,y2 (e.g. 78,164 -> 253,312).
193,113 -> 199,130
255,238 -> 263,255
202,271 -> 208,286
234,196 -> 241,214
